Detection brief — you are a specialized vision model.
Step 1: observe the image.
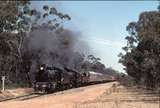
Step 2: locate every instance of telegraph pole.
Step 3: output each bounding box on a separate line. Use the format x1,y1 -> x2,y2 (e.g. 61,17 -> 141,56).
156,2 -> 160,108
1,76 -> 5,91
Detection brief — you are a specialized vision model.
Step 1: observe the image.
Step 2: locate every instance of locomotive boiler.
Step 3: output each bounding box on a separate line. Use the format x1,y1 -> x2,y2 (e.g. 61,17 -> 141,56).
33,64 -> 90,93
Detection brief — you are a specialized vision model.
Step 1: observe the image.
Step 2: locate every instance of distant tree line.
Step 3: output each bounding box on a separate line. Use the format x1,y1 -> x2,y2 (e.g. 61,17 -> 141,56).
119,10 -> 160,89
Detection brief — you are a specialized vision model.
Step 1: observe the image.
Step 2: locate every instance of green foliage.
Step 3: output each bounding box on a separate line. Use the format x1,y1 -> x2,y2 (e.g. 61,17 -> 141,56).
116,73 -> 136,87
119,11 -> 160,89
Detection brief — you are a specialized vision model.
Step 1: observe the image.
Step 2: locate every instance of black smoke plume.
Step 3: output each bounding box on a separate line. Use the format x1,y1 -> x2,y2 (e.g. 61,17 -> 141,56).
21,25 -> 89,81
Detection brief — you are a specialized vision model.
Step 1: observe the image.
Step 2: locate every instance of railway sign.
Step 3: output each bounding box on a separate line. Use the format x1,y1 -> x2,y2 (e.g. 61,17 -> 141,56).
2,76 -> 5,80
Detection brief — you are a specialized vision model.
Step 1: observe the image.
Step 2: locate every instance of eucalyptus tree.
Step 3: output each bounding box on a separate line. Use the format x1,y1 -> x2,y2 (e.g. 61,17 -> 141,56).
119,10 -> 160,89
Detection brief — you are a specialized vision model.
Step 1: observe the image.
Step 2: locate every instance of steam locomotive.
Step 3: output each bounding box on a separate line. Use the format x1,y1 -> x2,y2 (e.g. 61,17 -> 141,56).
33,64 -> 90,93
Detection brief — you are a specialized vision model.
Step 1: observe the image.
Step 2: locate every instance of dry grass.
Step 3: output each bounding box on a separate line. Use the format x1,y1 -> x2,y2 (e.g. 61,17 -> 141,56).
75,83 -> 160,108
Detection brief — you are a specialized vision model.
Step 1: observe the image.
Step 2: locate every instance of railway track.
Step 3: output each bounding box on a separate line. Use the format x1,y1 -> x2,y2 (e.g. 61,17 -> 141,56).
0,93 -> 45,102
0,80 -> 115,102
16,93 -> 44,101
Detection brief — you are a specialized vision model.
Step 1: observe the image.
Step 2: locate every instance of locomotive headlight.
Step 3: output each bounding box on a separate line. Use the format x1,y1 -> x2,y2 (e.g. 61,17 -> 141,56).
40,67 -> 44,70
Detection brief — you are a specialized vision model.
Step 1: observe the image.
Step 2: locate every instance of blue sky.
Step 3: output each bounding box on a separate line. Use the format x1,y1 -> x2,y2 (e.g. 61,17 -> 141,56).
32,1 -> 158,72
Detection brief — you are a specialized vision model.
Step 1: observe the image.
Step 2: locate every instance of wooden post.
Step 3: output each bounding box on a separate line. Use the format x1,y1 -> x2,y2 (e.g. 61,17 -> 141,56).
1,76 -> 5,91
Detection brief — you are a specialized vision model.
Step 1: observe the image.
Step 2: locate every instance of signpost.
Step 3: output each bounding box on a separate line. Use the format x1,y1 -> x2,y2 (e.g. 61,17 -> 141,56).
1,76 -> 5,91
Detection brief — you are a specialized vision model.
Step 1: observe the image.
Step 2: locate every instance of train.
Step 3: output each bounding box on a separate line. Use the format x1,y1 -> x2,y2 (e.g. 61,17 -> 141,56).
33,64 -> 90,93
33,64 -> 116,93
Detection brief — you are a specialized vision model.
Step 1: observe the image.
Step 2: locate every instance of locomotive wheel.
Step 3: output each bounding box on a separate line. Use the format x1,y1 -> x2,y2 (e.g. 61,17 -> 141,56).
69,84 -> 73,88
41,89 -> 46,94
46,84 -> 55,93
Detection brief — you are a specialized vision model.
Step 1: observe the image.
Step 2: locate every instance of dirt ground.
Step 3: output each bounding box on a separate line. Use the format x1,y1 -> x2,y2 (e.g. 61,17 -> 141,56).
0,82 -> 159,108
76,84 -> 160,108
0,88 -> 33,98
